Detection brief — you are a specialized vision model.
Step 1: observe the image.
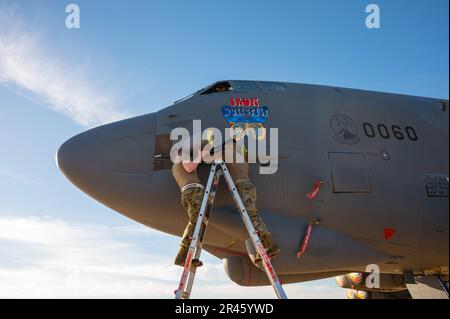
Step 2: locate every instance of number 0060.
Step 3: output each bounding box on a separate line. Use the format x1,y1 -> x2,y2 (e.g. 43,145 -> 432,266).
362,123 -> 418,141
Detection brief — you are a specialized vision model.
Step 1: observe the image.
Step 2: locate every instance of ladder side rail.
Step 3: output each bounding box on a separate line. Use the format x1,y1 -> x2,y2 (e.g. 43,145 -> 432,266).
219,161 -> 288,299
182,168 -> 223,298
174,163 -> 220,299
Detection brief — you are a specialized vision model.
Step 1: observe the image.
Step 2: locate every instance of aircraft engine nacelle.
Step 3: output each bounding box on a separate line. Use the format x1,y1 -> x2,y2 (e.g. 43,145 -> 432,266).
336,273 -> 407,292
223,256 -> 271,287
224,255 -> 350,287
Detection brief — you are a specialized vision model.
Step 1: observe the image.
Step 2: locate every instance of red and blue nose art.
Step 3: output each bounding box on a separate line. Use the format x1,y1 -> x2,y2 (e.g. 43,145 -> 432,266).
221,97 -> 269,140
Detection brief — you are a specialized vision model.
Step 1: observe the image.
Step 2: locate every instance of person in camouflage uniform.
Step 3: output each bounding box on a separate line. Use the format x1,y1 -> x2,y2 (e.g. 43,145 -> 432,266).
226,141 -> 279,265
235,179 -> 279,263
172,139 -> 279,268
172,162 -> 205,267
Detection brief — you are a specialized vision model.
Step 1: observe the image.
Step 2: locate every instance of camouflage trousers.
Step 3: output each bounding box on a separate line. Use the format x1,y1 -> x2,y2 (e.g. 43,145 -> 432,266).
179,187 -> 205,253
175,181 -> 277,266
235,179 -> 275,251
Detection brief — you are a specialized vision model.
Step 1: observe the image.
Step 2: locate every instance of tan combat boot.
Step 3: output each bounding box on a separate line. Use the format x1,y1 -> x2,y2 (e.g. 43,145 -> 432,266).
252,227 -> 280,266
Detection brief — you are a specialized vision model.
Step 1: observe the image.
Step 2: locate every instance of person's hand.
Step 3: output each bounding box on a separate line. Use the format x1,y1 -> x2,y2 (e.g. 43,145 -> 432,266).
181,162 -> 199,173
181,147 -> 202,173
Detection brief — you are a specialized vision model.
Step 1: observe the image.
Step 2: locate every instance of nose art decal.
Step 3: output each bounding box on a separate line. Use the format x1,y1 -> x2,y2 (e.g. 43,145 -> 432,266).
221,97 -> 269,141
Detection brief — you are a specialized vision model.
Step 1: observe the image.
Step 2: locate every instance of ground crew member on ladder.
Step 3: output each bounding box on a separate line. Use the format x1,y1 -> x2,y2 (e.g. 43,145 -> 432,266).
225,140 -> 280,265
172,136 -> 279,267
172,159 -> 204,268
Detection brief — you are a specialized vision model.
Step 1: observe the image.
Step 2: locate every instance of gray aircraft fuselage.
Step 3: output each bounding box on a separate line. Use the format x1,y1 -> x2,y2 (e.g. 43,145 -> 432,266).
57,81 -> 449,289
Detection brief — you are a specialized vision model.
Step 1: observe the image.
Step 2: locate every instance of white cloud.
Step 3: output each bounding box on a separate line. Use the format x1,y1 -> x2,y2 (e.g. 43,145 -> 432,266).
0,7 -> 129,127
0,169 -> 42,187
0,216 -> 345,299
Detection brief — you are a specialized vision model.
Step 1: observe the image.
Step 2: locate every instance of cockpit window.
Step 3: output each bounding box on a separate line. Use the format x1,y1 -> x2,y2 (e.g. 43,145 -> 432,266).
258,81 -> 287,92
231,81 -> 262,92
200,81 -> 266,95
201,81 -> 233,95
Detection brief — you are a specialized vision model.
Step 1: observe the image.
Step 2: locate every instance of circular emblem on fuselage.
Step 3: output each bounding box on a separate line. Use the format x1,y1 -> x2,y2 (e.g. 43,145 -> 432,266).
330,114 -> 360,144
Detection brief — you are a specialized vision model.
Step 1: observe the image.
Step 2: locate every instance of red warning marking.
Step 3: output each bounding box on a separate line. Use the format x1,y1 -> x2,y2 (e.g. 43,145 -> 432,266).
297,223 -> 313,257
306,181 -> 324,199
384,228 -> 396,240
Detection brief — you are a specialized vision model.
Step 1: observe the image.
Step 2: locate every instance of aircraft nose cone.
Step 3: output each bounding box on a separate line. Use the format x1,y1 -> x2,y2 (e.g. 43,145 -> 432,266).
56,139 -> 72,177
57,114 -> 156,205
56,130 -> 100,189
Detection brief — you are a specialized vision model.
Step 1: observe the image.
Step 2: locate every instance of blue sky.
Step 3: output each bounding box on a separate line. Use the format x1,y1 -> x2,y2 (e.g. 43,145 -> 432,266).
0,0 -> 448,298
